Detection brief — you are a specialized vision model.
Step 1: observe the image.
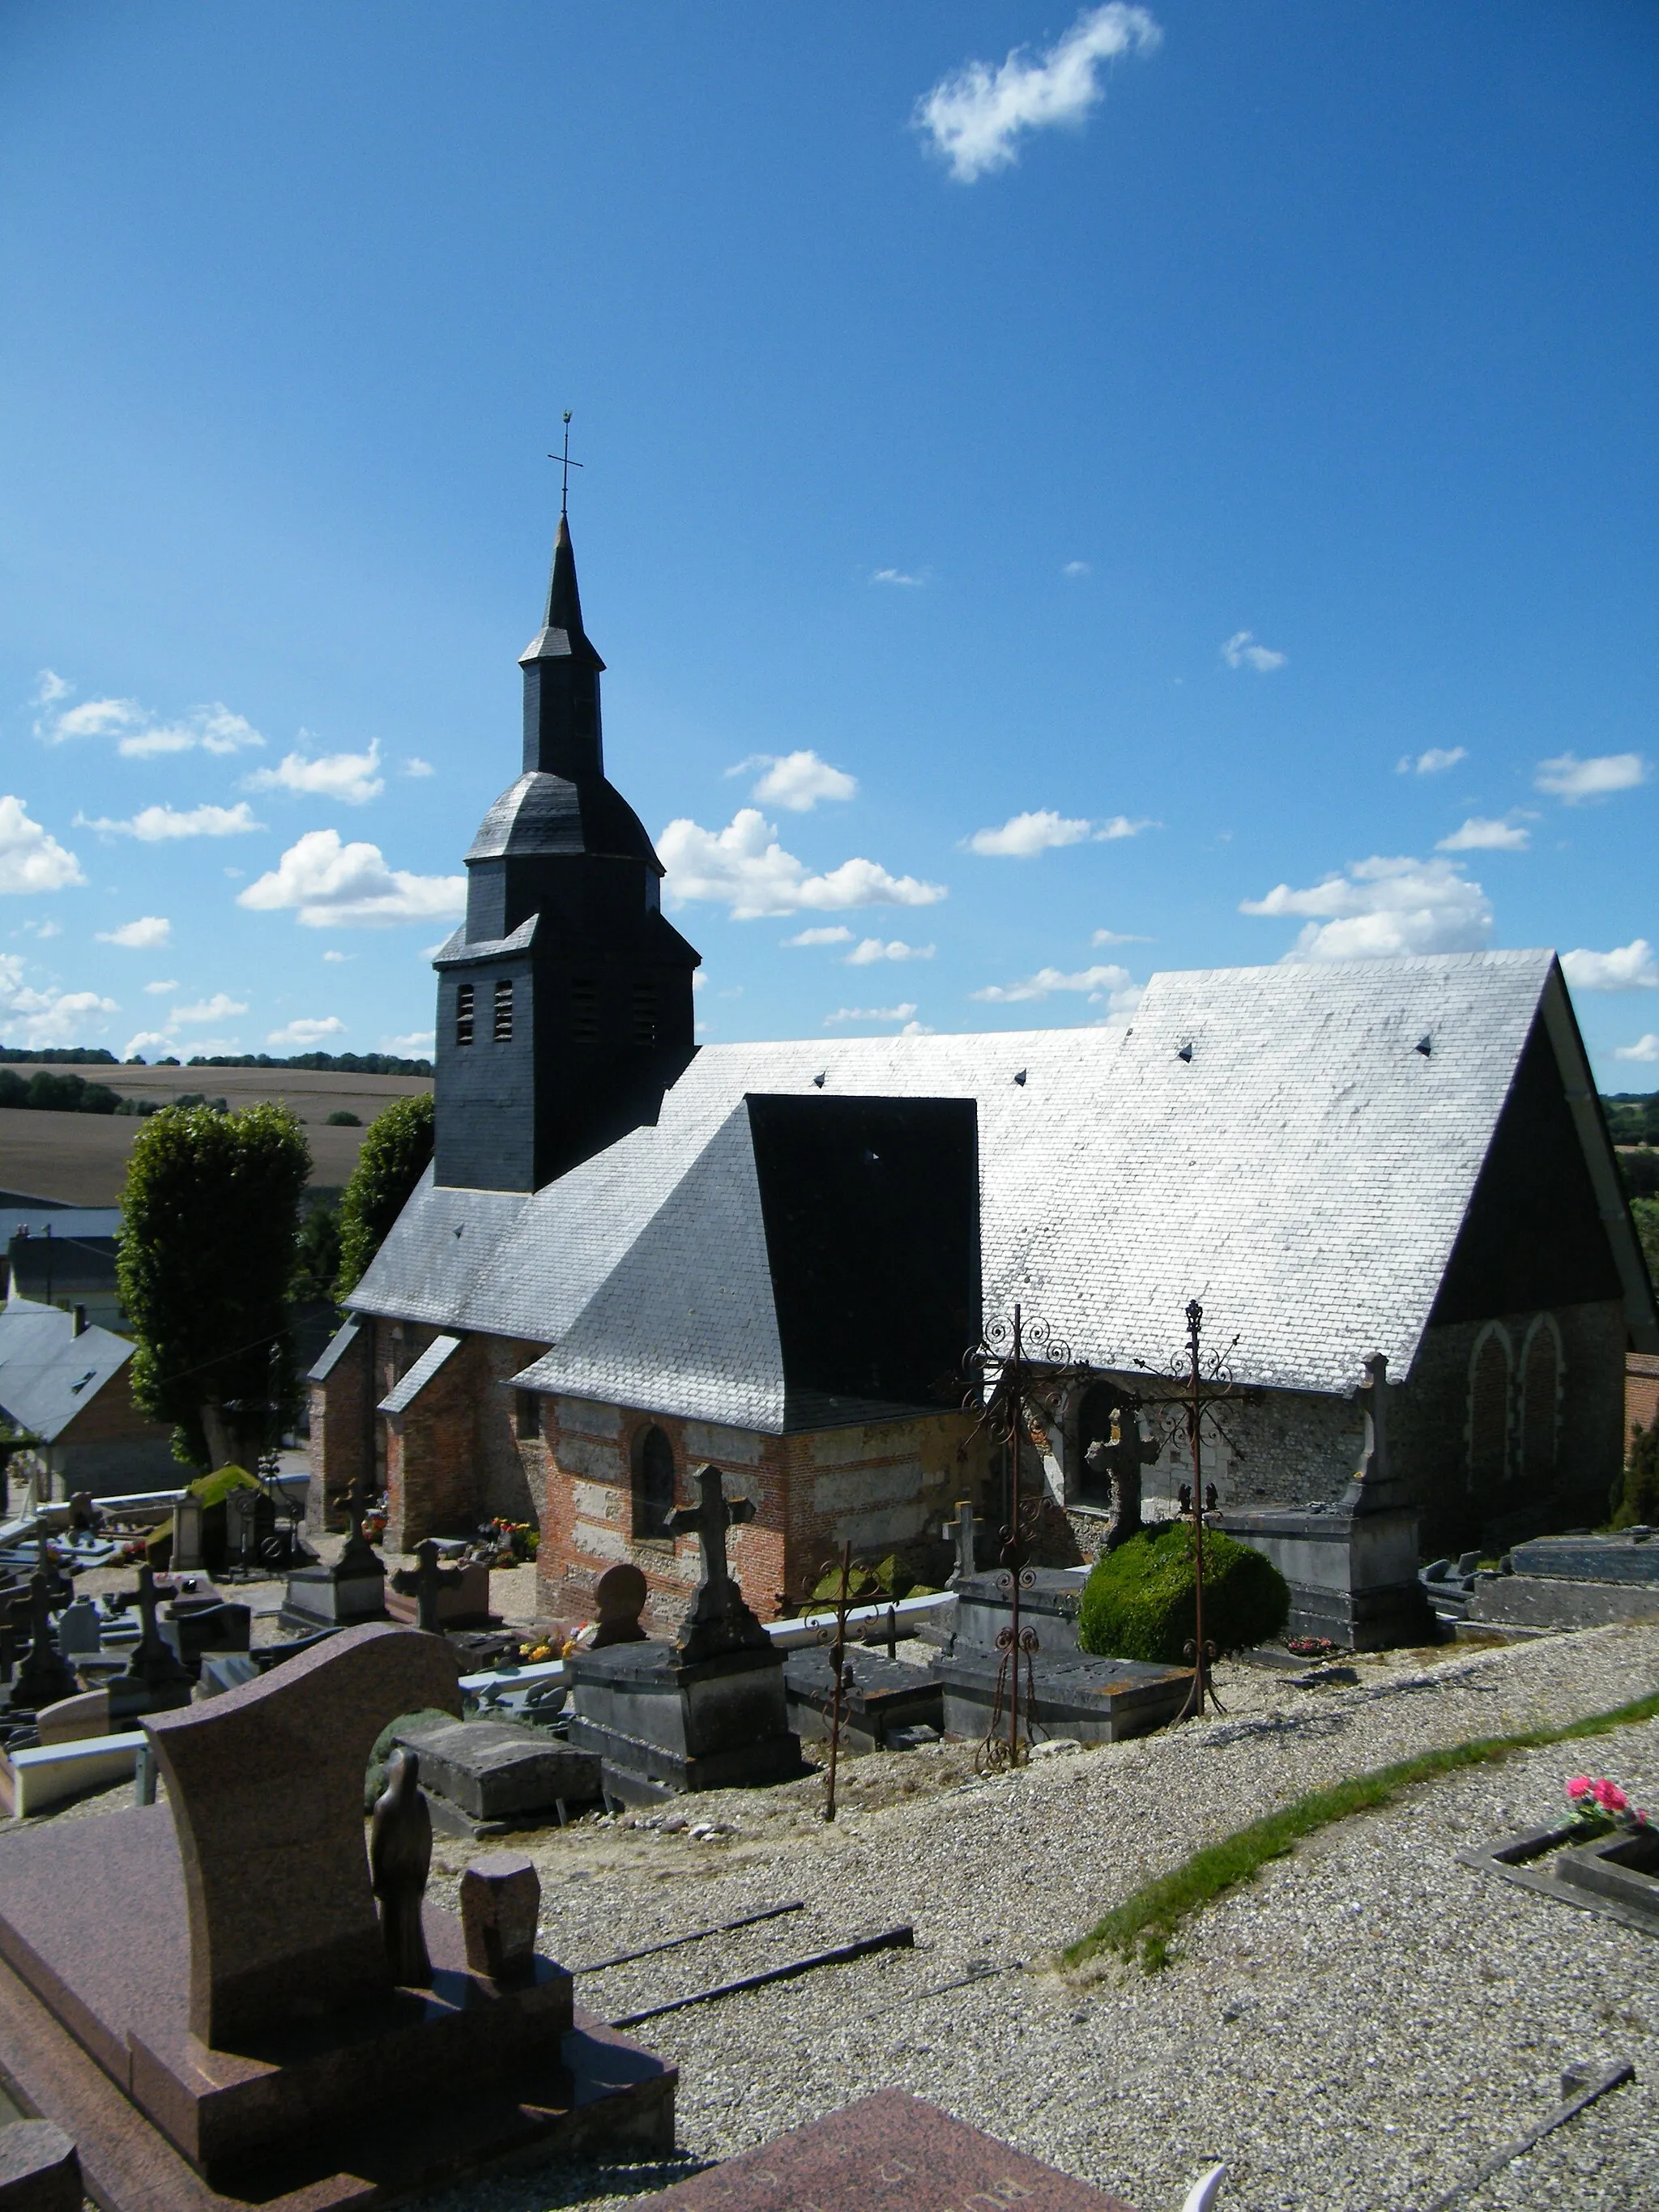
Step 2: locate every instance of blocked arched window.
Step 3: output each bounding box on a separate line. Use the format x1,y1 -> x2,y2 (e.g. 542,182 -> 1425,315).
1468,1326 -> 1512,1492
633,1424 -> 676,1541
1520,1315 -> 1563,1485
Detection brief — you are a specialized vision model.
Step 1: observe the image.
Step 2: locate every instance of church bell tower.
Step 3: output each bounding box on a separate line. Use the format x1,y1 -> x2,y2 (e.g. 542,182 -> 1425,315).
432,512 -> 700,1191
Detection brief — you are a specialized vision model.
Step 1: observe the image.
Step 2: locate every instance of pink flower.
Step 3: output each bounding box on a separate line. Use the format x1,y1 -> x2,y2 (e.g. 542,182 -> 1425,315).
1593,1779 -> 1628,1813
1565,1776 -> 1594,1800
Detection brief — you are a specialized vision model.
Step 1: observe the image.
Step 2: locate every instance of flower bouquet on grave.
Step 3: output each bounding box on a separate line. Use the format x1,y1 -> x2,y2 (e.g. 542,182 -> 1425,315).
1284,1634 -> 1342,1660
1564,1775 -> 1652,1835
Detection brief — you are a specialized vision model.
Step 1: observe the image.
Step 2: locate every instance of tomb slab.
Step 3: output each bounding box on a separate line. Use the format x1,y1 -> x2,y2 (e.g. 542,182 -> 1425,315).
939,1645 -> 1190,1745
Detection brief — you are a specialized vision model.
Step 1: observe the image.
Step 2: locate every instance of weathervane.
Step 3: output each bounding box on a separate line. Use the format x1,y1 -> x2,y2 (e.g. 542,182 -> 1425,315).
548,408 -> 583,516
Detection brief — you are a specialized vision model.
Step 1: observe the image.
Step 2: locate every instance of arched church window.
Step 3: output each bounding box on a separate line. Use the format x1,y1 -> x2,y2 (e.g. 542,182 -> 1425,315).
1468,1326 -> 1512,1492
455,983 -> 475,1046
493,979 -> 513,1042
1520,1316 -> 1563,1484
1074,1383 -> 1123,1507
633,1424 -> 676,1541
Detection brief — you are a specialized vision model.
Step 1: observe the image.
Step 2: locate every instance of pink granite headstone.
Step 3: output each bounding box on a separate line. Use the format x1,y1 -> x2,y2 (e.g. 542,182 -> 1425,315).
144,1622 -> 462,2047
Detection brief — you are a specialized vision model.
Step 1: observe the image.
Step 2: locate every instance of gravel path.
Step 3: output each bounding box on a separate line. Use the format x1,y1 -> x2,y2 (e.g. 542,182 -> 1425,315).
411,1623 -> 1659,2212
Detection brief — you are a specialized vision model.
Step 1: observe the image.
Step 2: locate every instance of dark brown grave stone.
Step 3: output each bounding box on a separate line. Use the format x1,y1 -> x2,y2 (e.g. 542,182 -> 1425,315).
0,2120 -> 82,2212
640,2090 -> 1138,2210
460,1852 -> 541,1982
591,1562 -> 649,1648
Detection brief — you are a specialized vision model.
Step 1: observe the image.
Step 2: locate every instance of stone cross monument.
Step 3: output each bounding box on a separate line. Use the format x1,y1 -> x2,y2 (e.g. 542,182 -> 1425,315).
667,1464 -> 770,1664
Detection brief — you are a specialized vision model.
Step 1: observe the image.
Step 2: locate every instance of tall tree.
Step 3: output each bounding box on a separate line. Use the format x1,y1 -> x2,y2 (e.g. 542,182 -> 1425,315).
117,1102 -> 311,1468
336,1093 -> 435,1297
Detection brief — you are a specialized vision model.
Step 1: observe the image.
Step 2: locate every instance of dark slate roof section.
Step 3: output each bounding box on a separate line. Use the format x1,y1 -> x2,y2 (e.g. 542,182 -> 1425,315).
307,1318 -> 361,1386
351,951 -> 1580,1421
463,772 -> 663,871
0,1300 -> 133,1442
380,1332 -> 463,1416
518,514 -> 605,671
432,914 -> 539,970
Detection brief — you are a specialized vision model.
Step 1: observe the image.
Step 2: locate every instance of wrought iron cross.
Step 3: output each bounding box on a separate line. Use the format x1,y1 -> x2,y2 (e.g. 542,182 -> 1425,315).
548,409 -> 584,515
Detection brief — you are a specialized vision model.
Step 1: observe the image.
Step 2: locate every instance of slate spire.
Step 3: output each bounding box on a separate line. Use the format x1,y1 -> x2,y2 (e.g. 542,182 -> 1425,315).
518,514 -> 605,778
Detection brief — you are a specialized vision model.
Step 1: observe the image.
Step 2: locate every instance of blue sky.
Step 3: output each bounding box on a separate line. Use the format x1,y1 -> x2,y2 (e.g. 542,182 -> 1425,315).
2,2 -> 1657,1082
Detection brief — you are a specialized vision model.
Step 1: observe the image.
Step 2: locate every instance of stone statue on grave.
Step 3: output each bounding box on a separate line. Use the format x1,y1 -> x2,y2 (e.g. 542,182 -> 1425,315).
667,1464 -> 770,1664
1083,1409 -> 1160,1552
369,1745 -> 433,1988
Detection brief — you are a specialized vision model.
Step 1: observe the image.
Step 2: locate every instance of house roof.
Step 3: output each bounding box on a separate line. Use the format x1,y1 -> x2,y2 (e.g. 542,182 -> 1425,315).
348,949 -> 1656,1427
0,1298 -> 134,1443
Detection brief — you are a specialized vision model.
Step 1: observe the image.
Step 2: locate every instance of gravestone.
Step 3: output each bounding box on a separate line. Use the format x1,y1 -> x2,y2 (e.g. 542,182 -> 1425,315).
115,1564 -> 194,1712
393,1713 -> 602,1836
221,1486 -> 259,1577
55,1598 -> 101,1661
783,1645 -> 942,1753
0,1623 -> 675,2207
1465,1531 -> 1659,1630
11,1577 -> 79,1714
940,1499 -> 985,1588
1462,1815 -> 1659,1937
591,1562 -> 649,1647
940,1565 -> 1191,1744
1083,1412 -> 1160,1551
642,2089 -> 1140,2210
569,1464 -> 803,1805
387,1539 -> 490,1633
460,1852 -> 540,1981
282,1469 -> 388,1632
0,2120 -> 82,2212
170,1494 -> 204,1575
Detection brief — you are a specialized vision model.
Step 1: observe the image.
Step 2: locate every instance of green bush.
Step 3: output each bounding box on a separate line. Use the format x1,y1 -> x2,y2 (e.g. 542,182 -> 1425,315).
325,1109 -> 362,1126
336,1093 -> 435,1296
1612,1421 -> 1659,1530
1077,1519 -> 1290,1664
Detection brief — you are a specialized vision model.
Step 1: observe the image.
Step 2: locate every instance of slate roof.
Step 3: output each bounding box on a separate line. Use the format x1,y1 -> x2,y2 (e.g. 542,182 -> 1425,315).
0,1298 -> 134,1442
348,950 -> 1654,1426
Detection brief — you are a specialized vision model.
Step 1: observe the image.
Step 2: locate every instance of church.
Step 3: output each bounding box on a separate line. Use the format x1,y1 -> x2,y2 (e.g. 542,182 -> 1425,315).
307,516 -> 1659,1631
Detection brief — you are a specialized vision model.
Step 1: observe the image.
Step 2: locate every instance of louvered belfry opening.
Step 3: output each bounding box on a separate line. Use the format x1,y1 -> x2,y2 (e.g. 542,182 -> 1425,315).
493,979 -> 514,1042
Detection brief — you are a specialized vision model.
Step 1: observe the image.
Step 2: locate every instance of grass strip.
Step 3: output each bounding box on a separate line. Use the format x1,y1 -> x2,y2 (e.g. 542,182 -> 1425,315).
1064,1687 -> 1659,1976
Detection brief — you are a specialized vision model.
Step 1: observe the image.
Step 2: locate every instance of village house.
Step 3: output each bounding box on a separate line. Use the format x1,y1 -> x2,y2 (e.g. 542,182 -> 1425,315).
308,517 -> 1659,1630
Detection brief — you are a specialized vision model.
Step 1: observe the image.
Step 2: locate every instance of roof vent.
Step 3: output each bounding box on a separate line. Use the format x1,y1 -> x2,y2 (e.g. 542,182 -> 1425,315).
812,1072 -> 826,1089
1415,1034 -> 1433,1057
454,1223 -> 465,1238
1176,1042 -> 1193,1063
1013,1069 -> 1027,1087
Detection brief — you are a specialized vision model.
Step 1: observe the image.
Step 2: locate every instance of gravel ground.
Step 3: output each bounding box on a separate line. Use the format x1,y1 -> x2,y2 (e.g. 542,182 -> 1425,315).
407,1623 -> 1659,2212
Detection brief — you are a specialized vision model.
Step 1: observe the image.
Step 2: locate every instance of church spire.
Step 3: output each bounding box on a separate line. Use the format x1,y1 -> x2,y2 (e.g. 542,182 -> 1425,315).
519,512 -> 605,777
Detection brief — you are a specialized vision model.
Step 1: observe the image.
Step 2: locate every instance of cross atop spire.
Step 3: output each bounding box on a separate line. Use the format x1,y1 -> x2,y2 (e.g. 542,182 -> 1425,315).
549,408 -> 583,518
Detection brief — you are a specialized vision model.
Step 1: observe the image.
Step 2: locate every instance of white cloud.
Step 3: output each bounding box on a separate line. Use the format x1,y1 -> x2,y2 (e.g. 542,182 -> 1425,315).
267,1016 -> 347,1047
385,1029 -> 436,1055
122,1030 -> 174,1060
971,961 -> 1134,1005
1559,939 -> 1659,992
172,993 -> 248,1025
39,688 -> 264,758
783,925 -> 854,948
964,808 -> 1152,857
322,948 -> 352,962
1062,560 -> 1092,578
402,757 -> 435,778
0,795 -> 83,893
237,828 -> 467,928
871,568 -> 926,588
1397,747 -> 1468,776
245,739 -> 385,806
143,978 -> 178,994
1222,630 -> 1287,674
96,914 -> 172,948
898,1019 -> 936,1036
78,802 -> 263,841
824,1002 -> 919,1025
1091,927 -> 1151,945
1435,817 -> 1531,853
658,809 -> 947,921
915,2 -> 1160,182
0,953 -> 117,1048
1240,855 -> 1493,960
845,938 -> 936,965
1534,751 -> 1650,803
15,918 -> 62,940
1614,1034 -> 1659,1063
32,670 -> 70,707
728,750 -> 858,812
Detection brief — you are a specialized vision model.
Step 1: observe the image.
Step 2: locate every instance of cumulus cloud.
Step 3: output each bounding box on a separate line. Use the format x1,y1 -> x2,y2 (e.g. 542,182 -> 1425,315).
1240,855 -> 1493,961
970,961 -> 1134,1006
783,925 -> 854,948
824,1002 -> 919,1025
1222,631 -> 1287,674
96,915 -> 171,948
1397,747 -> 1468,776
915,2 -> 1160,182
845,938 -> 935,965
245,740 -> 385,806
0,953 -> 117,1048
963,808 -> 1152,857
1435,817 -> 1531,853
728,750 -> 858,812
121,1030 -> 173,1060
172,993 -> 249,1025
14,918 -> 62,940
0,795 -> 83,893
78,802 -> 262,841
1614,1034 -> 1659,1063
871,568 -> 926,588
385,1029 -> 436,1055
143,978 -> 177,994
237,829 -> 467,928
322,948 -> 352,962
1062,560 -> 1092,578
658,810 -> 946,921
267,1015 -> 347,1047
37,681 -> 264,759
1559,940 -> 1659,992
402,758 -> 435,778
1533,751 -> 1649,803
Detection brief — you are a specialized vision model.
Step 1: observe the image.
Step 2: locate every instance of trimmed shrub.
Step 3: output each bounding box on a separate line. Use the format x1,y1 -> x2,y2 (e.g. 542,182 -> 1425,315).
1077,1519 -> 1290,1664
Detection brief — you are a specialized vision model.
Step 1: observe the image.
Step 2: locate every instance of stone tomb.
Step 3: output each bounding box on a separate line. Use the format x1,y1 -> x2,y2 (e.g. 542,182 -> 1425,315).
939,1566 -> 1191,1745
569,1465 -> 803,1806
783,1645 -> 943,1753
0,1622 -> 673,2210
1461,1816 -> 1659,1937
642,2088 -> 1139,2210
393,1713 -> 601,1838
1465,1531 -> 1659,1632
